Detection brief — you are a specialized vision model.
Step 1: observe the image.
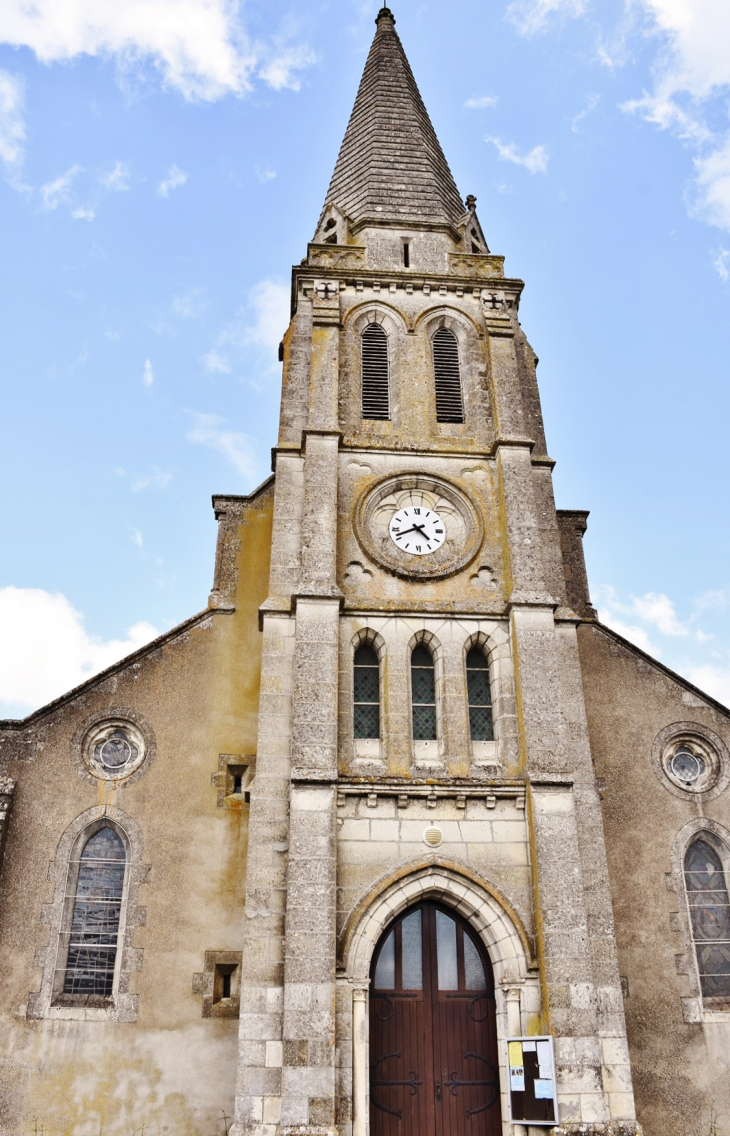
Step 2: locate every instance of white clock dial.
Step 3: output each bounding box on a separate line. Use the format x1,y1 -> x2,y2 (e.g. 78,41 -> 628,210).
389,506 -> 446,556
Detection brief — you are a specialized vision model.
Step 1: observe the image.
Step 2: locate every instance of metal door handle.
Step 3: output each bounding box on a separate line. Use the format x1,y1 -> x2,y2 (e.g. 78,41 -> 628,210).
435,1083 -> 441,1101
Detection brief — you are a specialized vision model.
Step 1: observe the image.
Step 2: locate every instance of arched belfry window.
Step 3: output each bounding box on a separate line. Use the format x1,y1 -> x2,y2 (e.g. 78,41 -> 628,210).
432,327 -> 464,424
59,825 -> 126,997
361,323 -> 390,420
466,647 -> 493,741
411,643 -> 437,741
354,643 -> 380,739
684,838 -> 730,999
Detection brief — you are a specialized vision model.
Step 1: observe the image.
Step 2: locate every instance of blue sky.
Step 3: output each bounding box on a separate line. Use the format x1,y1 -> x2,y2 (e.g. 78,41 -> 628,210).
0,0 -> 729,718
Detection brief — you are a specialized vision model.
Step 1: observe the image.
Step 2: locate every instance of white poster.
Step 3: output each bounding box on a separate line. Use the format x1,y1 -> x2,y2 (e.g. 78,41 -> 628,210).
536,1041 -> 553,1072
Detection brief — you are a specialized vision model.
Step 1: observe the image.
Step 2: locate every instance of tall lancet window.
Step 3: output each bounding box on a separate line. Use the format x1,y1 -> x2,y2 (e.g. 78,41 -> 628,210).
466,647 -> 494,741
361,323 -> 390,420
411,643 -> 437,741
353,643 -> 380,739
61,826 -> 126,997
684,839 -> 730,999
432,327 -> 464,423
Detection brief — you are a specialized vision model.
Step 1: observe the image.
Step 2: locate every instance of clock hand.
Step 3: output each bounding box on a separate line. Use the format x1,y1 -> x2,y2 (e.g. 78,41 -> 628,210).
394,523 -> 428,538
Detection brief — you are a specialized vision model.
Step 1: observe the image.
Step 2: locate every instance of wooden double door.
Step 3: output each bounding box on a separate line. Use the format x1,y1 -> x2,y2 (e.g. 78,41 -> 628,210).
370,903 -> 502,1136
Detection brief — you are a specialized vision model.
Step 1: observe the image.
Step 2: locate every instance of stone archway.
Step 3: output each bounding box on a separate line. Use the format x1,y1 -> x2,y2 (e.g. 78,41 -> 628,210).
339,863 -> 537,1136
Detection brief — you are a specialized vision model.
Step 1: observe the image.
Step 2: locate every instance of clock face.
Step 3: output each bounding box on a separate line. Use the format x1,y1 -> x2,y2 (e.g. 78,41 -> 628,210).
389,506 -> 445,555
354,473 -> 484,580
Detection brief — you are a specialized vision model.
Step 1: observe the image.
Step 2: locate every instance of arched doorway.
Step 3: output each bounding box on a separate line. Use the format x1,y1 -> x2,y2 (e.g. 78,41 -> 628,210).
369,902 -> 502,1136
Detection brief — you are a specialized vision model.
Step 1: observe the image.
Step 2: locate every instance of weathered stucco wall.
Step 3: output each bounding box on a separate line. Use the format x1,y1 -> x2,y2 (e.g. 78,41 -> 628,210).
577,621 -> 730,1136
0,485 -> 274,1136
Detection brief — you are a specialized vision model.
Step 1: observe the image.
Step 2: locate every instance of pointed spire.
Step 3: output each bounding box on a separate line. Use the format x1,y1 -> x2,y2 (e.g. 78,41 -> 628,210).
320,7 -> 465,228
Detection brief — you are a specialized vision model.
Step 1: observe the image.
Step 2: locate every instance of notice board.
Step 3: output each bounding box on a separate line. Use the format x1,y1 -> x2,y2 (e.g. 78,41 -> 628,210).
506,1036 -> 558,1126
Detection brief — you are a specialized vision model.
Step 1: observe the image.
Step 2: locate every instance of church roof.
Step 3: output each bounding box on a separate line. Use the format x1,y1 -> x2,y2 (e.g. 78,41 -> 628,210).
321,7 -> 465,227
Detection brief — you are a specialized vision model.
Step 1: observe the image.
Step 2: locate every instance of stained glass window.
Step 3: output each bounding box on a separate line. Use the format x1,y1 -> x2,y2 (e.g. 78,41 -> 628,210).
62,826 -> 126,997
466,647 -> 493,741
684,839 -> 730,999
411,643 -> 436,740
93,728 -> 138,773
354,644 -> 380,739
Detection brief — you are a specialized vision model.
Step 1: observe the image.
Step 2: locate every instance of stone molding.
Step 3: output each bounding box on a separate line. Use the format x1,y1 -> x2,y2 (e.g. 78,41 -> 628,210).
651,720 -> 730,803
553,1125 -> 643,1135
70,706 -> 156,789
353,470 -> 483,580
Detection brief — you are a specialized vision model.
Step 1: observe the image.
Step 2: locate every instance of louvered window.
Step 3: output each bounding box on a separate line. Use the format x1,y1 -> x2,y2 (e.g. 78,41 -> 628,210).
432,327 -> 464,423
361,323 -> 390,420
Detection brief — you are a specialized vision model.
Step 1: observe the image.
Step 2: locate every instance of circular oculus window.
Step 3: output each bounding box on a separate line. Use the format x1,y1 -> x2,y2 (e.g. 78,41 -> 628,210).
652,723 -> 729,801
668,744 -> 705,785
84,720 -> 146,781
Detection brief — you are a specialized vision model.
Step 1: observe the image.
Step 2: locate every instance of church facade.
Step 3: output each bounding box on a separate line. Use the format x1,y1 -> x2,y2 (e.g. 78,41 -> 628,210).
1,9 -> 730,1136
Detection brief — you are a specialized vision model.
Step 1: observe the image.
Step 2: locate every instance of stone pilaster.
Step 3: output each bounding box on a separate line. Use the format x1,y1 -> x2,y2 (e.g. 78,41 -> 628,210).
280,783 -> 338,1134
233,611 -> 296,1136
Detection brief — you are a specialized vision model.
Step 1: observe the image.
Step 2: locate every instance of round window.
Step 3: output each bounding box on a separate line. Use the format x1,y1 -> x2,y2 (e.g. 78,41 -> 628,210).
652,723 -> 729,801
662,737 -> 715,794
669,745 -> 705,785
83,720 -> 146,781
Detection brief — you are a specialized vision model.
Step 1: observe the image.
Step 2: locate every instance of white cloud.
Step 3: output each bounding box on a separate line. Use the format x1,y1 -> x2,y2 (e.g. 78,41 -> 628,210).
130,528 -> 143,547
202,348 -> 231,373
687,664 -> 730,707
597,609 -> 659,655
572,93 -> 600,132
254,164 -> 276,184
186,411 -> 257,481
0,69 -> 24,165
0,0 -> 255,101
619,1 -> 730,232
241,279 -> 289,351
485,136 -> 548,173
0,586 -> 157,714
0,3 -> 317,103
71,204 -> 95,221
712,247 -> 730,281
171,288 -> 207,319
101,160 -> 130,191
694,137 -> 730,231
631,591 -> 690,636
130,467 -> 173,492
40,164 -> 81,210
258,43 -> 316,92
464,95 -> 498,110
157,164 -> 188,197
506,0 -> 588,36
143,358 -> 154,386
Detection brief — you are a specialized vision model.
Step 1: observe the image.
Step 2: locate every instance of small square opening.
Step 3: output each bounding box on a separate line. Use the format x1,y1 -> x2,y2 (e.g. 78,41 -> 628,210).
225,764 -> 249,801
213,962 -> 240,1004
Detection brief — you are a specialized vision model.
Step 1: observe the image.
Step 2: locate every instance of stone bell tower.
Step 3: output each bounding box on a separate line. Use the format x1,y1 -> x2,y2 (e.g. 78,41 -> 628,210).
232,7 -> 639,1136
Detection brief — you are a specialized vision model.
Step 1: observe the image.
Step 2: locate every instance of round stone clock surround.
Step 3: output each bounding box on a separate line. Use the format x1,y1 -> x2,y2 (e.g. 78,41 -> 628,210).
354,472 -> 483,580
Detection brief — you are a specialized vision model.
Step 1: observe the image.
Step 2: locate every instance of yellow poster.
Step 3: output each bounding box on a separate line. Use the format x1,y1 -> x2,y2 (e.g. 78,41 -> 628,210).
508,1041 -> 523,1066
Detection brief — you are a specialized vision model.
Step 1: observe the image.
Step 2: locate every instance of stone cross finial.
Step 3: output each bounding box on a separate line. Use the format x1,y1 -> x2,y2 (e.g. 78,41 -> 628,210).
466,194 -> 477,211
